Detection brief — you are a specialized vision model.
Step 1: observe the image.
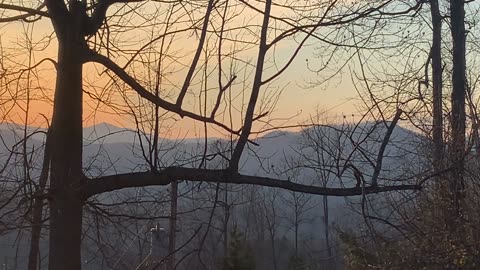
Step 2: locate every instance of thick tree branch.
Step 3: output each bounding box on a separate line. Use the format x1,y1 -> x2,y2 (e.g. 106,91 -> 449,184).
85,168 -> 420,198
83,49 -> 239,135
0,3 -> 49,18
175,0 -> 215,107
371,109 -> 402,186
83,0 -> 144,36
45,0 -> 68,34
210,75 -> 237,118
229,0 -> 272,172
0,3 -> 49,22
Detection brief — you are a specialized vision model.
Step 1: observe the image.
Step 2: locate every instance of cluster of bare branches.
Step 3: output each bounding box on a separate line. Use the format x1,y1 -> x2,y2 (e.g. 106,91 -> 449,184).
0,0 -> 454,269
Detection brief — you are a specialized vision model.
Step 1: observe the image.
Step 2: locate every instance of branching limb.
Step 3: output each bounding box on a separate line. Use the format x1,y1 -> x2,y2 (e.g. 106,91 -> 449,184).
85,167 -> 420,198
83,0 -> 144,36
229,0 -> 272,172
83,48 -> 240,135
0,2 -> 49,19
44,0 -> 68,33
371,108 -> 403,186
175,0 -> 215,107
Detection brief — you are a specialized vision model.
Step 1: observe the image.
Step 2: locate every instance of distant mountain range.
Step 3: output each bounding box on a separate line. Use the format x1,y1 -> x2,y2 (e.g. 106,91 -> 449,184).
0,121 -> 425,179
0,121 -> 426,269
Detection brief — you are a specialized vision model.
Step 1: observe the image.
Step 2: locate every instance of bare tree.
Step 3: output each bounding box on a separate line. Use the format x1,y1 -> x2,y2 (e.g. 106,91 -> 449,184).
295,113 -> 350,267
335,0 -> 480,267
0,1 -> 423,269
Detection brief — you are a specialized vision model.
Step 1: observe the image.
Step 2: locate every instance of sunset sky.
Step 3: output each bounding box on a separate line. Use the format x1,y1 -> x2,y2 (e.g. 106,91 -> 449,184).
0,0 -> 402,139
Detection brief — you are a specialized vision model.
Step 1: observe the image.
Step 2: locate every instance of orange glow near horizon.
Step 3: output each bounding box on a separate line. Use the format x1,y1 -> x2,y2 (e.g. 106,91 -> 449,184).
0,1 -> 364,139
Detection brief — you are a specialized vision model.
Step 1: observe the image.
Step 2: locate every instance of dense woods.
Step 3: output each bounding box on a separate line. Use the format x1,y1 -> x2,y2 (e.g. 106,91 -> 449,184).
0,0 -> 478,269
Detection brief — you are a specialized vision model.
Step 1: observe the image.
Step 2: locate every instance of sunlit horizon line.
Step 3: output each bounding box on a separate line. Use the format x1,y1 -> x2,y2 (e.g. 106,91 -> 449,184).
1,114 -> 416,141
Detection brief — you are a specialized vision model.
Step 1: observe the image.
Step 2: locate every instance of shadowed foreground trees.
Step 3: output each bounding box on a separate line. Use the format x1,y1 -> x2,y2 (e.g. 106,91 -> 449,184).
0,0 -> 427,269
338,0 -> 480,267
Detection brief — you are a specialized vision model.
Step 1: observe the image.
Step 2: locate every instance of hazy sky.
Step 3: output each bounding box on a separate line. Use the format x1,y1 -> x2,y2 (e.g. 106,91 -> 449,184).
0,1 -> 378,138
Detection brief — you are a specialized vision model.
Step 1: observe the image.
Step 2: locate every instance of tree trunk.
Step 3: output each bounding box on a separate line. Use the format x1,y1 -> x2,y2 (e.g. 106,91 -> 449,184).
430,0 -> 443,171
449,0 -> 466,217
48,29 -> 85,270
269,229 -> 278,270
294,208 -> 299,256
167,181 -> 177,270
28,128 -> 51,270
323,195 -> 332,265
467,97 -> 480,158
27,192 -> 46,269
223,184 -> 229,257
